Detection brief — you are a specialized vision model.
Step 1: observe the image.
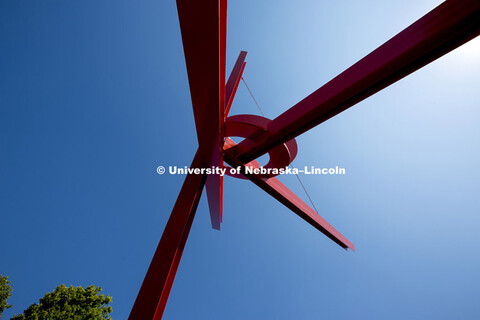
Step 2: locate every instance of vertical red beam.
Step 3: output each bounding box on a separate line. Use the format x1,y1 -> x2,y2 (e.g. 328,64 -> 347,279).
206,49 -> 247,229
205,172 -> 223,229
205,0 -> 228,230
176,0 -> 226,164
129,152 -> 207,320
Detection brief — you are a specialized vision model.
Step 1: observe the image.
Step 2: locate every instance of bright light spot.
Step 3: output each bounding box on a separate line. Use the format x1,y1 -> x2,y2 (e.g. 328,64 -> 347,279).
454,36 -> 480,58
435,36 -> 480,75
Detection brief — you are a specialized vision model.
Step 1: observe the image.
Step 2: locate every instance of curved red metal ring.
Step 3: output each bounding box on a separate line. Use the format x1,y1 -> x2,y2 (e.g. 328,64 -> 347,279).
224,114 -> 298,179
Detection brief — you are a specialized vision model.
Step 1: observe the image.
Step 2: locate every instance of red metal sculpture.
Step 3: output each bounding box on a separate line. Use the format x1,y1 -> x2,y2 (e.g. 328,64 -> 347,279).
129,1 -> 480,319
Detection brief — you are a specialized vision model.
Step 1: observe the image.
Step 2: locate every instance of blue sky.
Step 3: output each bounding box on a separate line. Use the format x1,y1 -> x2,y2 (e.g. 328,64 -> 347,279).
1,0 -> 480,319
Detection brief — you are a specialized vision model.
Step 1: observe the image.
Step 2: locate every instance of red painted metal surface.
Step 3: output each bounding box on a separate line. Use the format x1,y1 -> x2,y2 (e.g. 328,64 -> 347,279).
206,50 -> 247,229
223,138 -> 354,251
129,151 -> 207,320
205,140 -> 223,230
131,0 -> 228,315
232,0 -> 480,164
225,51 -> 248,117
224,114 -> 297,179
181,0 -> 226,230
131,0 -> 480,318
176,0 -> 226,164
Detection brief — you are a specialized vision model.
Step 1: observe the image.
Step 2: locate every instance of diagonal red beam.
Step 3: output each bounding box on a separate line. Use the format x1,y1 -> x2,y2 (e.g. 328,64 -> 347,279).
225,51 -> 248,117
153,179 -> 203,320
232,0 -> 480,163
176,0 -> 227,164
223,139 -> 354,251
129,151 -> 207,320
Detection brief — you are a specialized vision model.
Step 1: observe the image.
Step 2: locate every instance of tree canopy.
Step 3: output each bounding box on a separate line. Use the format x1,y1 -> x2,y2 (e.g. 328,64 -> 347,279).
0,275 -> 13,319
11,284 -> 112,320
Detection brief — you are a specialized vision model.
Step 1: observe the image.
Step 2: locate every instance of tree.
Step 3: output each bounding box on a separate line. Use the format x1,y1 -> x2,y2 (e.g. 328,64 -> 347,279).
11,284 -> 112,320
0,275 -> 13,319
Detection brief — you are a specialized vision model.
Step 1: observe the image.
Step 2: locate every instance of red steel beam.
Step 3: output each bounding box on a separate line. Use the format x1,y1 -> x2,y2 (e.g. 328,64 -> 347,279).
205,170 -> 223,230
215,0 -> 227,225
201,0 -> 227,230
223,139 -> 354,251
206,50 -> 247,229
225,51 -> 248,117
179,0 -> 226,230
232,0 -> 480,163
129,151 -> 207,320
176,0 -> 227,164
131,1 -> 229,315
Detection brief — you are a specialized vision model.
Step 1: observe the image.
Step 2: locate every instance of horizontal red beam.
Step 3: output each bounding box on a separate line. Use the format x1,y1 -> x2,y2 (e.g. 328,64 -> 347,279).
224,139 -> 354,251
233,0 -> 480,163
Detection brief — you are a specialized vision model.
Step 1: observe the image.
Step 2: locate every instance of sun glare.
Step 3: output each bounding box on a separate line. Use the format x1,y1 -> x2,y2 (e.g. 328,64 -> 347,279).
453,36 -> 480,58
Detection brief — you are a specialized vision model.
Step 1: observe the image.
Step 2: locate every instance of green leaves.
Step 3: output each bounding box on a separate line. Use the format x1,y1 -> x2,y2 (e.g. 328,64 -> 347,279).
0,275 -> 13,319
11,285 -> 113,320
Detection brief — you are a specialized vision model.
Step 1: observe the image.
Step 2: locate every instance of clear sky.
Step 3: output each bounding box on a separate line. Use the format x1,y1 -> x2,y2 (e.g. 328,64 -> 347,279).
1,1 -> 480,319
